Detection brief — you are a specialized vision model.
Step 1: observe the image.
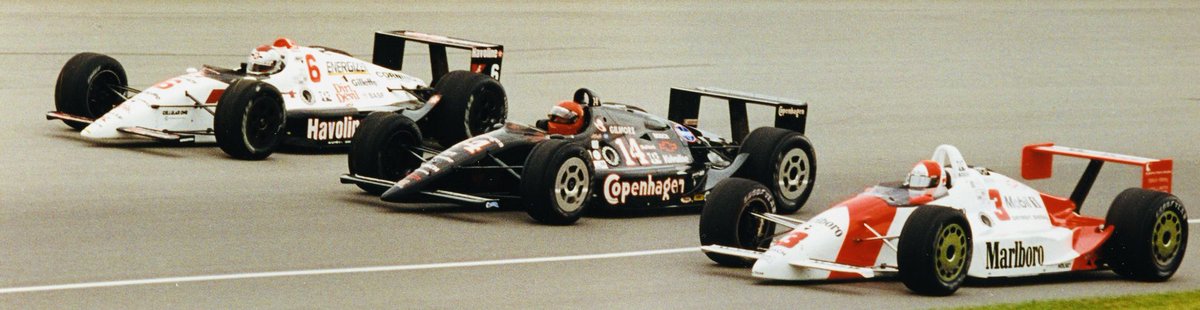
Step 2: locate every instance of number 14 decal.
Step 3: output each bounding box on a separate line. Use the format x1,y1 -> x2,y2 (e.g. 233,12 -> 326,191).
613,137 -> 649,166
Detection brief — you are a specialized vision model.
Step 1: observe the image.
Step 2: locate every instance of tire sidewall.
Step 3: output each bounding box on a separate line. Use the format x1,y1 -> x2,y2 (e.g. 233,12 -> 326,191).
522,140 -> 592,225
735,127 -> 816,214
429,71 -> 507,147
898,206 -> 971,296
214,79 -> 286,160
699,178 -> 776,267
55,53 -> 127,129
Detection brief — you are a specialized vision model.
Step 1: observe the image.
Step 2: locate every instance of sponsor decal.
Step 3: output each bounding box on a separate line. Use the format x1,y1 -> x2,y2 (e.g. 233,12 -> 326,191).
657,140 -> 679,153
808,217 -> 844,237
650,132 -> 670,140
673,124 -> 696,142
660,153 -> 690,164
333,83 -> 360,103
366,92 -> 386,99
1002,196 -> 1045,210
325,61 -> 368,75
316,90 -> 336,102
161,109 -> 188,116
462,136 -> 505,155
777,106 -> 806,118
986,241 -> 1045,269
602,174 -> 686,204
471,48 -> 502,59
594,117 -> 607,132
349,78 -> 378,87
306,116 -> 360,141
376,71 -> 405,79
608,125 -> 636,135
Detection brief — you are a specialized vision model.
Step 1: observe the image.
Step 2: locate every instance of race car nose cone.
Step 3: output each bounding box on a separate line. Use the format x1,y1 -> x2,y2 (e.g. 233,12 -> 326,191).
81,120 -> 121,139
380,183 -> 412,202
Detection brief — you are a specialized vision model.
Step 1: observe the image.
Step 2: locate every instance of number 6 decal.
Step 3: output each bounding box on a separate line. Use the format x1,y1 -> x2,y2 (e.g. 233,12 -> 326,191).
305,54 -> 321,82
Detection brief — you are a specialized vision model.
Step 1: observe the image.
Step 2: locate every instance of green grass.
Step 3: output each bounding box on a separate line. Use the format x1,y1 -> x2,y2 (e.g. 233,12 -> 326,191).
955,289 -> 1200,310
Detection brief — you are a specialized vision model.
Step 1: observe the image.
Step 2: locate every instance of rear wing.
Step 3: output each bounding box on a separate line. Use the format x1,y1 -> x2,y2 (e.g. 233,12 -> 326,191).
666,87 -> 807,143
371,30 -> 503,85
1021,142 -> 1173,208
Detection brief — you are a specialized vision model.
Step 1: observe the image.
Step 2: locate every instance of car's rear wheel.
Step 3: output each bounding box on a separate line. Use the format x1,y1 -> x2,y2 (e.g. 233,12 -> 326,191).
348,112 -> 424,194
213,79 -> 286,160
521,140 -> 592,225
699,178 -> 776,267
734,127 -> 816,214
426,70 -> 507,147
1103,187 -> 1187,281
898,205 -> 971,296
55,52 -> 128,130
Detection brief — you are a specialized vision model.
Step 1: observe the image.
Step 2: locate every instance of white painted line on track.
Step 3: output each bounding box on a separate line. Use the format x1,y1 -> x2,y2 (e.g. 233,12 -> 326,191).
0,247 -> 699,294
1189,219 -> 1200,224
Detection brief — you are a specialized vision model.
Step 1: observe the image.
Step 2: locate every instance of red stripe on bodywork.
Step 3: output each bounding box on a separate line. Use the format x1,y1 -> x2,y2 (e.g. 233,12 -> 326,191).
828,195 -> 898,279
206,89 -> 225,104
1039,193 -> 1110,271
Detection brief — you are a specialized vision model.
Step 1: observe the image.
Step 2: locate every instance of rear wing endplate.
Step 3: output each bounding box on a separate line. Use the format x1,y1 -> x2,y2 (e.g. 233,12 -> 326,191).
667,87 -> 807,143
1021,143 -> 1172,209
372,30 -> 503,84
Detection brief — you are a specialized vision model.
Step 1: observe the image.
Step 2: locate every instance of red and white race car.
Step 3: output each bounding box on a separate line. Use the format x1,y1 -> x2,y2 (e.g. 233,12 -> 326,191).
700,143 -> 1185,295
47,31 -> 507,160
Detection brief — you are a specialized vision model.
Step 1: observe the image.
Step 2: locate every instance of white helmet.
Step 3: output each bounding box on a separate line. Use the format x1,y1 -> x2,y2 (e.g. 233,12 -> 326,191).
247,45 -> 282,74
905,160 -> 945,189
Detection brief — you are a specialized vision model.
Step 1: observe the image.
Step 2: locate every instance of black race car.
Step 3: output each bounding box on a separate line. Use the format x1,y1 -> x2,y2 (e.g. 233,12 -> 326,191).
340,87 -> 815,224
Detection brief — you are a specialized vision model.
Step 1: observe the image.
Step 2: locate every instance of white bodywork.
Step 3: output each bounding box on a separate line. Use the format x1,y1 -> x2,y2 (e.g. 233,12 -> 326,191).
706,145 -> 1096,281
81,45 -> 430,143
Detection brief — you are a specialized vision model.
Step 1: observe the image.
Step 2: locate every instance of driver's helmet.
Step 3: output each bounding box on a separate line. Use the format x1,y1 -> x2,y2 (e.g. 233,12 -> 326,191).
547,100 -> 585,135
904,160 -> 945,189
247,45 -> 283,74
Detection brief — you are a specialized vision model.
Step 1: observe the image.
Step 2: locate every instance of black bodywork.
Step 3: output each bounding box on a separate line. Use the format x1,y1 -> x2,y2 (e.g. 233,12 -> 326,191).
342,87 -> 807,210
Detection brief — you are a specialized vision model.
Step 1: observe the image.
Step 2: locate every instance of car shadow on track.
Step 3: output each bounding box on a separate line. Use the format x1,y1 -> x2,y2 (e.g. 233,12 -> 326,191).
335,194 -> 520,224
964,270 -> 1123,287
586,205 -> 702,219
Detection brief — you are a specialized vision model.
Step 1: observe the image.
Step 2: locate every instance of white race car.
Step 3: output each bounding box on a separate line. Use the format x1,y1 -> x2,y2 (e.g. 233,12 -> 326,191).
700,143 -> 1184,295
47,31 -> 507,160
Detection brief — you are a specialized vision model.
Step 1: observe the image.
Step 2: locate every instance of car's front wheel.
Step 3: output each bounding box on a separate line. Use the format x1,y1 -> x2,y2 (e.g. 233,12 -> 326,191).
520,140 -> 592,225
213,79 -> 286,160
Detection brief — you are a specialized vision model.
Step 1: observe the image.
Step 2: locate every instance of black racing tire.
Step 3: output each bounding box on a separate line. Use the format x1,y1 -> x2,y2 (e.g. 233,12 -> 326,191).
520,140 -> 592,225
427,70 -> 507,147
213,79 -> 286,160
698,178 -> 777,267
54,52 -> 128,130
347,112 -> 424,195
1103,188 -> 1187,281
733,127 -> 816,214
897,206 -> 972,296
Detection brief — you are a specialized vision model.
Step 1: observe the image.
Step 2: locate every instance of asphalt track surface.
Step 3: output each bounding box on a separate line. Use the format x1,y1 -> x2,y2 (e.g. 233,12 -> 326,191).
2,1 -> 1198,308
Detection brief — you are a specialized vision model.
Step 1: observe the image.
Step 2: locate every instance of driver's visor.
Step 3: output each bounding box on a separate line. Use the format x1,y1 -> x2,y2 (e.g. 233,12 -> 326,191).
250,62 -> 276,74
548,106 -> 578,124
905,174 -> 934,188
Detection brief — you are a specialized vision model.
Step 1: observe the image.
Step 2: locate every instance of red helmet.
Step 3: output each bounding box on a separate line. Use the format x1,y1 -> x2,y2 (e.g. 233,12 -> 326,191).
547,100 -> 585,135
905,160 -> 944,189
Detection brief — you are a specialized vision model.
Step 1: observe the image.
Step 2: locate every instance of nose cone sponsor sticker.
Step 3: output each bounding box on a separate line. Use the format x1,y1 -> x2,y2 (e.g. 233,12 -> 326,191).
673,124 -> 696,142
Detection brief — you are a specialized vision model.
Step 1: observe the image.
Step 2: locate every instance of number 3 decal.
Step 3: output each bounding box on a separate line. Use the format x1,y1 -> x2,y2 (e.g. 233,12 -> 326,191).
305,54 -> 321,82
989,189 -> 1011,221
